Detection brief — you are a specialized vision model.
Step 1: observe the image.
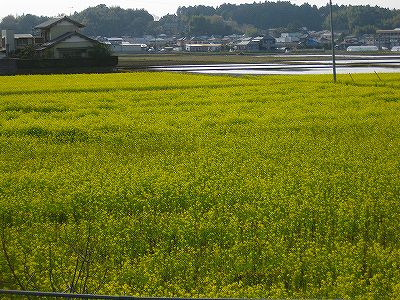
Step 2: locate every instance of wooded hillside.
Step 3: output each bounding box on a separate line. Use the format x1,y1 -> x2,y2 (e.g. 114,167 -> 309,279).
1,2 -> 399,36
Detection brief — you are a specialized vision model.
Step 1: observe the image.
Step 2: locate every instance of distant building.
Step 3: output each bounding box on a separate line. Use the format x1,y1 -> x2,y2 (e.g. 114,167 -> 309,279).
102,37 -> 147,53
208,36 -> 223,44
360,34 -> 378,46
235,36 -> 275,52
304,38 -> 321,48
275,32 -> 301,44
376,28 -> 400,49
1,30 -> 44,54
310,30 -> 337,47
363,28 -> 400,50
335,35 -> 361,50
235,37 -> 257,52
110,42 -> 148,53
176,37 -> 187,49
347,45 -> 379,52
185,44 -> 222,52
14,34 -> 34,49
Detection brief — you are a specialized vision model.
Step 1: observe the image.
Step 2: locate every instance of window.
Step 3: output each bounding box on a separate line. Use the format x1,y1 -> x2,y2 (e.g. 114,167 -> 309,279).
58,48 -> 87,58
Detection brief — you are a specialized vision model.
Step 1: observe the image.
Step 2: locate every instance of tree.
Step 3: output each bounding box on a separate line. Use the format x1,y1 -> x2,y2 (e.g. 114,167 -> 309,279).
88,43 -> 112,59
72,5 -> 154,36
0,15 -> 17,30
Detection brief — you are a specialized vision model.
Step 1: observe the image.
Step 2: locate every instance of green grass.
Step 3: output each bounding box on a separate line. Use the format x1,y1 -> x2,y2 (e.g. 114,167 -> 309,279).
0,72 -> 399,299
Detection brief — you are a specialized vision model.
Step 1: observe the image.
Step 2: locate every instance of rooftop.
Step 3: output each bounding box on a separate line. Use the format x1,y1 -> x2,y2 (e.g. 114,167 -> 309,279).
14,34 -> 33,39
34,16 -> 85,30
37,31 -> 98,50
377,28 -> 400,33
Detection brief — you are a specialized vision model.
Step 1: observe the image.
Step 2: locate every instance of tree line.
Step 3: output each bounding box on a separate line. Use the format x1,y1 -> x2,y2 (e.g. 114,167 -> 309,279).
1,2 -> 399,37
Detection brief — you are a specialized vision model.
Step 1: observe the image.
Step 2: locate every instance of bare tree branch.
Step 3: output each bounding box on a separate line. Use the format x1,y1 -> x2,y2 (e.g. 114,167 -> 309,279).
0,214 -> 31,300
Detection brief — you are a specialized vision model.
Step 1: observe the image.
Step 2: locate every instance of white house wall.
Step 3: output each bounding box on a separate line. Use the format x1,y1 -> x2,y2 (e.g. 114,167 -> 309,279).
54,40 -> 95,49
49,22 -> 81,40
63,36 -> 91,43
111,44 -> 146,53
1,30 -> 15,53
52,38 -> 97,58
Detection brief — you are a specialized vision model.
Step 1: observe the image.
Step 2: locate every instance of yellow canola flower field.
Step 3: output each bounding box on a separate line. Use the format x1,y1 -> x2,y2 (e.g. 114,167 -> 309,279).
0,72 -> 399,299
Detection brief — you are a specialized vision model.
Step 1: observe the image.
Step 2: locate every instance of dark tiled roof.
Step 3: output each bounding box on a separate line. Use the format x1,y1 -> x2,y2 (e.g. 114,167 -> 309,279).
35,16 -> 85,29
36,31 -> 99,50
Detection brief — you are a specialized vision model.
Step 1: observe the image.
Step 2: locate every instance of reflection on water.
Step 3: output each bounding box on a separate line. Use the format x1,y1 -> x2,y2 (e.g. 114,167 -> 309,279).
152,55 -> 400,75
189,67 -> 400,75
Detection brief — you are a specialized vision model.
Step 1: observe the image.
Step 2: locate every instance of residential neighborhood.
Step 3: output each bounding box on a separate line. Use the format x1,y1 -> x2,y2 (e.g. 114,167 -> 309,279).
93,27 -> 400,54
1,16 -> 400,58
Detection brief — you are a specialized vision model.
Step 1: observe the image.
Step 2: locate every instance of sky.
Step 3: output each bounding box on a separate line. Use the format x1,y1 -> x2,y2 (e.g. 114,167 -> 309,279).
1,0 -> 399,20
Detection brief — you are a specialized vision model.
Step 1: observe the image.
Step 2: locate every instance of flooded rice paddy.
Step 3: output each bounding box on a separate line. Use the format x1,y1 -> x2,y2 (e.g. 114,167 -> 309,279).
152,54 -> 400,75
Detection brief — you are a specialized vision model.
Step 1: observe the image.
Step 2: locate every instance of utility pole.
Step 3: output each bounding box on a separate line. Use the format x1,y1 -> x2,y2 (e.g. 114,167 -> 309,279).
329,0 -> 337,83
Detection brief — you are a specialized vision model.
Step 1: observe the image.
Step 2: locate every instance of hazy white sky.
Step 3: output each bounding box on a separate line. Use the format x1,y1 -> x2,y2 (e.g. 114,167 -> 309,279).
1,0 -> 399,20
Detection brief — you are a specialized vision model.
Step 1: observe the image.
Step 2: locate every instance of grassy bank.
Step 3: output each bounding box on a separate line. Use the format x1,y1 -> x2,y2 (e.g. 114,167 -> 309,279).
0,72 -> 399,299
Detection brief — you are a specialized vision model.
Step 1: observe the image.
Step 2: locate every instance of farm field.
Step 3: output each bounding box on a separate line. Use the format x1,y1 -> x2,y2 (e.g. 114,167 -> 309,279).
0,72 -> 399,299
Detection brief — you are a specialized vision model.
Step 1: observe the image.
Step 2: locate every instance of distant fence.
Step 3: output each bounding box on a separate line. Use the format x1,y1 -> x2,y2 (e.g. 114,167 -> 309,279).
16,56 -> 118,69
0,59 -> 17,75
0,290 -> 245,300
0,56 -> 118,75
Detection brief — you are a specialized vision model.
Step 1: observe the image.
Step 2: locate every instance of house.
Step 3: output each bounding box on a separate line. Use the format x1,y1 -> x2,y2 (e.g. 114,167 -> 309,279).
235,36 -> 275,52
34,16 -> 84,42
1,30 -> 45,54
14,34 -> 34,49
254,35 -> 275,51
34,16 -> 101,58
275,32 -> 301,44
304,38 -> 321,48
176,37 -> 187,50
185,44 -> 222,52
110,42 -> 148,54
360,34 -> 378,46
337,35 -> 362,50
208,36 -> 223,44
236,38 -> 258,52
189,36 -> 210,44
1,16 -> 117,74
